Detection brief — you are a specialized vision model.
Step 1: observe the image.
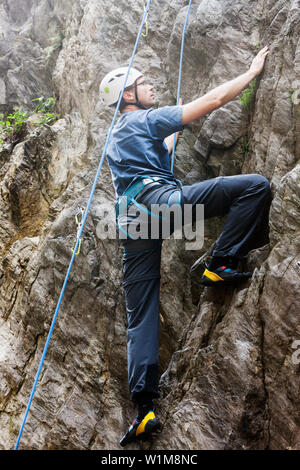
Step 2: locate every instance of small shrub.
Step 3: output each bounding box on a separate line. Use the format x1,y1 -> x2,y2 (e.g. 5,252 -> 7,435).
241,138 -> 250,154
288,89 -> 296,103
32,96 -> 55,113
32,96 -> 60,126
34,112 -> 60,126
0,107 -> 29,140
240,79 -> 257,111
45,30 -> 65,60
0,97 -> 60,151
50,30 -> 65,51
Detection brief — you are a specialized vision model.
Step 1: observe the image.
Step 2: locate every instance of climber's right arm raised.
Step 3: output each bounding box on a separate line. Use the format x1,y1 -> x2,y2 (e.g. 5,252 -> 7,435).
181,46 -> 270,125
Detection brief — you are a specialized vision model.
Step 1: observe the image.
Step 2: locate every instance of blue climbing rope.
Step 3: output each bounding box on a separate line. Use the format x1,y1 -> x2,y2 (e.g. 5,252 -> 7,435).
14,0 -> 152,450
170,0 -> 193,173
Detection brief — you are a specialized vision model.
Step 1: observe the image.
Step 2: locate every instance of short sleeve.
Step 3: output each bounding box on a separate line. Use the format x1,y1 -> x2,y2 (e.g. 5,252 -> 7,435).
146,106 -> 184,140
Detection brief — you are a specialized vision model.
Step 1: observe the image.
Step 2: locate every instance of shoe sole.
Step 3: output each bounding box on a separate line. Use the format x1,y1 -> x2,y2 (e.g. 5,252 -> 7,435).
120,419 -> 161,447
137,420 -> 161,442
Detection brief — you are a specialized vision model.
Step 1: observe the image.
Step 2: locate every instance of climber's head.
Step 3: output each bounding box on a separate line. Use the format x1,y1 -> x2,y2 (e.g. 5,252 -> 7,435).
99,67 -> 155,112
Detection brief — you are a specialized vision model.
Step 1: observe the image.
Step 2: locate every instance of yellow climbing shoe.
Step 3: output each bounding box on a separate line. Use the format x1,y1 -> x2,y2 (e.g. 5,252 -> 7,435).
120,411 -> 161,447
200,266 -> 252,286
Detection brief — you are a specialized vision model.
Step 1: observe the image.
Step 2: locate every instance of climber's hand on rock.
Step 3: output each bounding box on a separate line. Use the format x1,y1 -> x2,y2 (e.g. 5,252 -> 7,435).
249,46 -> 269,77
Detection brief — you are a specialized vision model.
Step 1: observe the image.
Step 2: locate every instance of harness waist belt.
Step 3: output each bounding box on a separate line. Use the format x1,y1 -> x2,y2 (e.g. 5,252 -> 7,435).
115,177 -> 162,218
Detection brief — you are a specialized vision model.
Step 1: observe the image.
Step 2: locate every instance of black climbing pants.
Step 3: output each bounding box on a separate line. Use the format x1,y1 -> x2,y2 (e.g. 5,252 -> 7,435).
120,174 -> 271,402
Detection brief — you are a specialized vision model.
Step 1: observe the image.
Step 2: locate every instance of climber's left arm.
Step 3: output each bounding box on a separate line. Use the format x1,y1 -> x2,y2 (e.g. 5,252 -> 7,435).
164,131 -> 180,154
164,97 -> 183,153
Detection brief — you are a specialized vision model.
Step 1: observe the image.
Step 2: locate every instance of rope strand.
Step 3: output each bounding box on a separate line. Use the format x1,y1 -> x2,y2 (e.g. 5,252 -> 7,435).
170,0 -> 193,173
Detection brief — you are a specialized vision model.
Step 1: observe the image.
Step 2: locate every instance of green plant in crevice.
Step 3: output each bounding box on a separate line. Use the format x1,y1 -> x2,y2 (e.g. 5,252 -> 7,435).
32,96 -> 55,113
7,109 -> 29,132
0,97 -> 60,151
50,30 -> 65,51
45,30 -> 65,60
0,107 -> 29,138
34,112 -> 60,126
288,89 -> 296,103
240,78 -> 257,111
0,107 -> 29,151
241,138 -> 250,155
32,96 -> 60,126
0,109 -> 26,152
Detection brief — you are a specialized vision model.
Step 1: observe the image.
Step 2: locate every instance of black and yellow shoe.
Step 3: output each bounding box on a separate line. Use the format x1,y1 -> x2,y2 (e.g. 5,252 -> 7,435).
200,266 -> 252,286
120,411 -> 160,447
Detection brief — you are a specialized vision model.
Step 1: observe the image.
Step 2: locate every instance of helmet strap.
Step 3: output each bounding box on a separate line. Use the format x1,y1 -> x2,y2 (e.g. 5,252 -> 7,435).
119,82 -> 147,111
134,82 -> 147,110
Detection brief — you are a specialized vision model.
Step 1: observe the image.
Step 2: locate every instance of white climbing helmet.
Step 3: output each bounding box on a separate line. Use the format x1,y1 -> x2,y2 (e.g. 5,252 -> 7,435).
99,67 -> 144,107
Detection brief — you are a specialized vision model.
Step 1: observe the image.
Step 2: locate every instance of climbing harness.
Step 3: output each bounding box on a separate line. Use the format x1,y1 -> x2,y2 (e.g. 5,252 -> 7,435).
14,0 -> 152,450
116,176 -> 164,240
116,175 -> 183,239
170,0 -> 193,173
14,0 -> 193,450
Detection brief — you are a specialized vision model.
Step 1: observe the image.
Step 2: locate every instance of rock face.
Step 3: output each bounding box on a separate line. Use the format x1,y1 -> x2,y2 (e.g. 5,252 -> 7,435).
0,0 -> 299,450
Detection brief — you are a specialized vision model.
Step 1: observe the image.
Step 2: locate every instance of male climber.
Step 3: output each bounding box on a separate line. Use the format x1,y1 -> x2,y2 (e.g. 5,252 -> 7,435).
99,45 -> 270,446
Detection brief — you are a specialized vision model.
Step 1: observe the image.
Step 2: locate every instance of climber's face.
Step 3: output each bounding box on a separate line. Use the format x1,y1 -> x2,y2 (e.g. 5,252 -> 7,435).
123,76 -> 155,109
135,76 -> 155,108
